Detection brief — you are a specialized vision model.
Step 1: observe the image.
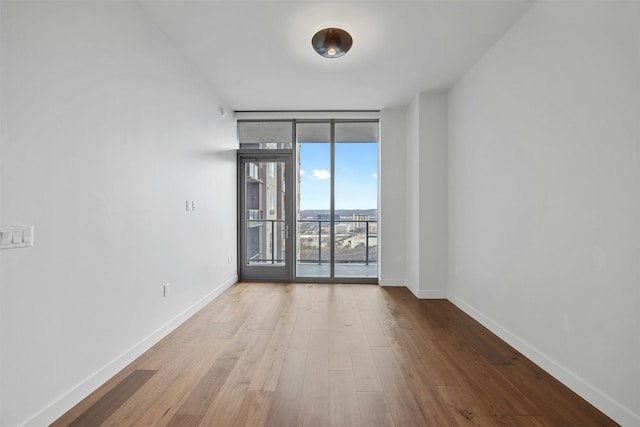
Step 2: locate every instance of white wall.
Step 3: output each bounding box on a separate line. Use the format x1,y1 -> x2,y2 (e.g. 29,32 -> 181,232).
0,2 -> 238,426
0,3 -> 4,420
448,2 -> 640,425
403,93 -> 448,298
418,93 -> 448,297
405,98 -> 421,294
379,109 -> 407,285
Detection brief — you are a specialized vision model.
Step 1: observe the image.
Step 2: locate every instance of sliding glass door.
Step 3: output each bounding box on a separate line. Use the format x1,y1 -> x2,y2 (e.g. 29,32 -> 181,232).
237,119 -> 378,282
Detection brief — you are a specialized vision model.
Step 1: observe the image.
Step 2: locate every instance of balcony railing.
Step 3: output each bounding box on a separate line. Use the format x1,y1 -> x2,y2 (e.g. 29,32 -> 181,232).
245,217 -> 378,266
297,219 -> 378,265
245,218 -> 285,264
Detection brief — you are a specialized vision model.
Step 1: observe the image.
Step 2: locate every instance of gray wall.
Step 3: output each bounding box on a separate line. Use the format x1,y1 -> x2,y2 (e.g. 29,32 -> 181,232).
379,109 -> 407,285
448,2 -> 640,425
1,2 -> 238,425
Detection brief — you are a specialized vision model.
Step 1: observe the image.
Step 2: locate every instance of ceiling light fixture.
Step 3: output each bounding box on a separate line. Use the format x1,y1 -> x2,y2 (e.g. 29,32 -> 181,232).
311,27 -> 353,58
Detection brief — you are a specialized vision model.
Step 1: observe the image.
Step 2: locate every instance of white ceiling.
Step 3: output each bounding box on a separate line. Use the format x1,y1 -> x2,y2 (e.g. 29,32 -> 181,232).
137,1 -> 533,111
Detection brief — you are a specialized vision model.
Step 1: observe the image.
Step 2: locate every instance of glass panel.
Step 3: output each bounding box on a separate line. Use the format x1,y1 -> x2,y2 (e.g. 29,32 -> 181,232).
334,136 -> 378,278
297,122 -> 331,143
335,121 -> 379,143
238,121 -> 293,149
245,160 -> 286,265
296,123 -> 331,278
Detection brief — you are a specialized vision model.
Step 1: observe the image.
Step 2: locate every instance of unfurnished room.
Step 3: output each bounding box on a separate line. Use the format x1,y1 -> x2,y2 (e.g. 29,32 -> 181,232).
0,1 -> 639,426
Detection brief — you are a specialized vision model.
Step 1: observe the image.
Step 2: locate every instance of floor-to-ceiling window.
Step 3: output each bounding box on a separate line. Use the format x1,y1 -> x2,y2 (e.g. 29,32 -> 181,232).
296,121 -> 378,282
238,119 -> 378,282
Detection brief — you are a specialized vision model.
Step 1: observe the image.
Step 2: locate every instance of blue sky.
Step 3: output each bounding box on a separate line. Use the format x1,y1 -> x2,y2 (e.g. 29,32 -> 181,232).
299,142 -> 378,210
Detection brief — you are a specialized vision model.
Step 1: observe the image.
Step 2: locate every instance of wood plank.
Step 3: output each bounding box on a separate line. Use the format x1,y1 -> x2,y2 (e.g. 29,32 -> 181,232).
351,284 -> 388,311
380,327 -> 459,426
435,385 -> 506,426
496,362 -> 618,426
511,415 -> 555,427
249,312 -> 297,391
198,330 -> 271,427
64,370 -> 156,427
385,320 -> 459,387
262,345 -> 306,427
105,337 -> 227,426
428,298 -> 517,365
344,305 -> 383,392
357,392 -> 395,427
298,328 -> 330,426
382,287 -> 449,340
431,338 -> 541,418
370,346 -> 427,426
52,283 -> 618,427
308,286 -> 330,332
359,308 -> 389,347
258,287 -> 291,331
263,294 -> 312,427
236,390 -> 273,427
329,370 -> 362,427
167,356 -> 238,423
99,287 -> 247,425
329,303 -> 352,371
165,414 -> 202,427
282,283 -> 312,314
50,364 -> 139,427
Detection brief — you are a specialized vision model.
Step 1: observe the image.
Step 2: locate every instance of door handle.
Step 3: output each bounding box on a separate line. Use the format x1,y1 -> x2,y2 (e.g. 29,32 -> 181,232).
285,224 -> 290,239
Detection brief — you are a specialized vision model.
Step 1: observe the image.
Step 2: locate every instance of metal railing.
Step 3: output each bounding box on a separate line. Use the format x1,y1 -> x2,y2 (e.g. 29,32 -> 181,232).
297,219 -> 378,265
245,218 -> 378,265
245,218 -> 285,264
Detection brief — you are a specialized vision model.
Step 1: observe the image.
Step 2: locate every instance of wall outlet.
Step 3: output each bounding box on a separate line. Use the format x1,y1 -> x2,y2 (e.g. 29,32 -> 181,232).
163,283 -> 170,297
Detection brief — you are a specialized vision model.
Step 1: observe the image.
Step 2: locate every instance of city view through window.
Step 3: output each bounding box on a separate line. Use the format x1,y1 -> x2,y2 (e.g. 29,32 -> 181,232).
297,136 -> 378,278
238,120 -> 378,281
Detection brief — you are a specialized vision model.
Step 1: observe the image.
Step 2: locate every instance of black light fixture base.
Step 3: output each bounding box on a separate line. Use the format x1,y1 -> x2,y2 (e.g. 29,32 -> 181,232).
311,27 -> 353,58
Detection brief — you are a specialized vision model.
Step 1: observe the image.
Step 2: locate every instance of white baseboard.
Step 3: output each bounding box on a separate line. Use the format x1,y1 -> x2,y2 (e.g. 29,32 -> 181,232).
417,289 -> 447,299
23,277 -> 638,427
395,280 -> 447,299
378,278 -> 406,286
447,292 -> 640,427
405,279 -> 420,299
24,274 -> 238,427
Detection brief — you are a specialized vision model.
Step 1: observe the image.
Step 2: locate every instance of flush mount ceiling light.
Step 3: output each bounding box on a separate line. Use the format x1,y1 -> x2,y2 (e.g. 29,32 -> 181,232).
311,27 -> 353,58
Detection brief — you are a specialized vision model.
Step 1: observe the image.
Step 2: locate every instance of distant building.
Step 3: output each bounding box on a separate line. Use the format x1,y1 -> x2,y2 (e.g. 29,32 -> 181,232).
352,213 -> 369,229
245,161 -> 286,264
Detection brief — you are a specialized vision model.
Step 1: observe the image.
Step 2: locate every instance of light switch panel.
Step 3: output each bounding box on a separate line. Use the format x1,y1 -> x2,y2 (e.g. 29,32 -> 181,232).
1,231 -> 11,245
22,227 -> 33,244
0,225 -> 34,250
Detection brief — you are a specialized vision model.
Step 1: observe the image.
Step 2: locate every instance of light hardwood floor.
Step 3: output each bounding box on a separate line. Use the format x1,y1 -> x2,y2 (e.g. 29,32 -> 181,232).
52,282 -> 618,426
